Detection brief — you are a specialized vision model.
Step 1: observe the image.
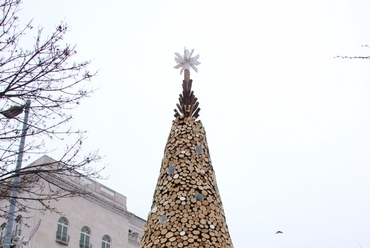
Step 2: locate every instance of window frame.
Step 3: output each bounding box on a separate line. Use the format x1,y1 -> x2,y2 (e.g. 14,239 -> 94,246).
0,223 -> 6,243
102,234 -> 111,248
13,215 -> 22,237
56,217 -> 69,244
80,226 -> 91,248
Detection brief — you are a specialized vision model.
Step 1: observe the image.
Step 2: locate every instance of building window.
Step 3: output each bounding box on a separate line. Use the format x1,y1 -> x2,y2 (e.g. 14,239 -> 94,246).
0,223 -> 6,245
80,226 -> 91,248
101,235 -> 111,248
128,229 -> 139,239
56,217 -> 70,244
13,215 -> 22,237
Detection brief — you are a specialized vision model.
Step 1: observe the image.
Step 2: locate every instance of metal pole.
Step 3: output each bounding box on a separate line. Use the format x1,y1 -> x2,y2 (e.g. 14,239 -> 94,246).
3,100 -> 31,248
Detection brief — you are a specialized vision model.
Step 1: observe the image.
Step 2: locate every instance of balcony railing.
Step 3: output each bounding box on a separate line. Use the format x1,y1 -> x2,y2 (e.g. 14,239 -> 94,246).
79,240 -> 92,248
56,231 -> 70,245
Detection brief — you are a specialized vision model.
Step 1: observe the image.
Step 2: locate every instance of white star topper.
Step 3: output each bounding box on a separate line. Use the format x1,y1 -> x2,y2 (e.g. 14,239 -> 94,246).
174,48 -> 201,75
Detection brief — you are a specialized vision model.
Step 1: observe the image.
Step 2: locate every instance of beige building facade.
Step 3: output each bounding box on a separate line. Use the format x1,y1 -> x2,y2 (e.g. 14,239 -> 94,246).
0,156 -> 145,248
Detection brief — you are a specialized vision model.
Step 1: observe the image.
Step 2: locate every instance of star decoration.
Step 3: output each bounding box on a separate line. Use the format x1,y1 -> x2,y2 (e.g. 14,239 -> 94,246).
174,48 -> 200,75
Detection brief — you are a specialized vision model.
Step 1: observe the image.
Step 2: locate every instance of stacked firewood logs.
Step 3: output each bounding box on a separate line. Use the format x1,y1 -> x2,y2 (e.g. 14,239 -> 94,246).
139,117 -> 234,248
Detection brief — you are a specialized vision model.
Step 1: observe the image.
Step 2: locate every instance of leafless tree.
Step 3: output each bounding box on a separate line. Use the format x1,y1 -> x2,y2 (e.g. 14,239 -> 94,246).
0,0 -> 103,219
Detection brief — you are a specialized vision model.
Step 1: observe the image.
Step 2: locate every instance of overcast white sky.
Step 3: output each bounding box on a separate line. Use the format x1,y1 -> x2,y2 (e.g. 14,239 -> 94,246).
18,1 -> 370,247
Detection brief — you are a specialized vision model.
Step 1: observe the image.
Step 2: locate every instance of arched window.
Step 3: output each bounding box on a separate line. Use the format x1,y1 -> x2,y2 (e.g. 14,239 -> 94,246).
102,235 -> 111,248
13,215 -> 22,236
0,223 -> 6,241
80,226 -> 91,248
56,217 -> 69,244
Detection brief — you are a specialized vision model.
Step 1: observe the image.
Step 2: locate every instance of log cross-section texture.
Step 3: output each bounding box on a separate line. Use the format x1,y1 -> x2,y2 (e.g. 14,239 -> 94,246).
139,117 -> 234,248
174,70 -> 201,119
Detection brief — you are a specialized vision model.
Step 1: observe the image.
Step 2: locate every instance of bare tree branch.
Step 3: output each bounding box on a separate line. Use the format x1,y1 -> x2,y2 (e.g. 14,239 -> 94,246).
335,45 -> 370,59
0,0 -> 103,219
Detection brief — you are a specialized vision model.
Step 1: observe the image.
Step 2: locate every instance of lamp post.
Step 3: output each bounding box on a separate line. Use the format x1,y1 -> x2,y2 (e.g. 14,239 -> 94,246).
2,100 -> 31,248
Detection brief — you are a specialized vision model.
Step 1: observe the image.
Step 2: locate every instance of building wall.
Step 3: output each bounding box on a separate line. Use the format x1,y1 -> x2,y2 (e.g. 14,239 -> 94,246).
0,156 -> 145,248
30,198 -> 142,248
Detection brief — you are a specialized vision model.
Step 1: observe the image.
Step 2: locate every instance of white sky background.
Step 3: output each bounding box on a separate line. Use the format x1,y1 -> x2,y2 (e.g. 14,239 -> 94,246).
17,0 -> 370,247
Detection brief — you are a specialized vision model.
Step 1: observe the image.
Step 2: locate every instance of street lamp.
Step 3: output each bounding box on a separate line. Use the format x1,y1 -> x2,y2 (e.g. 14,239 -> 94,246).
2,100 -> 31,248
0,105 -> 25,119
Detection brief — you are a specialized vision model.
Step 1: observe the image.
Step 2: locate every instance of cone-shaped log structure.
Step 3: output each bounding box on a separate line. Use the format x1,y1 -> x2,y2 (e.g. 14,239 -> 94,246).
139,73 -> 234,248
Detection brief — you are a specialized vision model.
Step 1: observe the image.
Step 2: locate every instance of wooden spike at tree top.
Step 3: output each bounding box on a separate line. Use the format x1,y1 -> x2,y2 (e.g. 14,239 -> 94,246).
174,69 -> 201,119
173,48 -> 201,119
